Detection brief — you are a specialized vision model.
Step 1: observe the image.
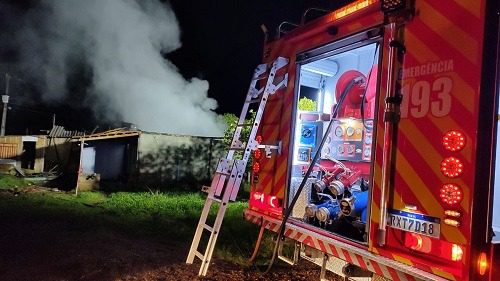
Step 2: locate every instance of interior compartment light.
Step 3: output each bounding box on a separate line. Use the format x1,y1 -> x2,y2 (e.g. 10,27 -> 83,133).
440,184 -> 463,205
442,130 -> 466,152
477,252 -> 488,275
443,218 -> 461,227
440,157 -> 464,178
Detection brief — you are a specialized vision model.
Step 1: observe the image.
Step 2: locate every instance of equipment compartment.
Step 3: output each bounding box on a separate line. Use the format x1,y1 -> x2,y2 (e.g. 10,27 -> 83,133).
289,42 -> 380,243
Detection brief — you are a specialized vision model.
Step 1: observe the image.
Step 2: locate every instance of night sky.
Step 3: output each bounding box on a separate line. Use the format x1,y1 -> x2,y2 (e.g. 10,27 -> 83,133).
167,0 -> 352,115
0,0 -> 353,134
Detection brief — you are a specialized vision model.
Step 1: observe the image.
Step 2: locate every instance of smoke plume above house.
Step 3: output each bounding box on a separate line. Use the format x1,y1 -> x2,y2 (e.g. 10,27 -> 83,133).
14,0 -> 225,136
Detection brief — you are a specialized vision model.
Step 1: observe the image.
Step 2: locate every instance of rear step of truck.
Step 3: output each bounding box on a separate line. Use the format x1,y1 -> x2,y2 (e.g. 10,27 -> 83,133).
186,57 -> 289,276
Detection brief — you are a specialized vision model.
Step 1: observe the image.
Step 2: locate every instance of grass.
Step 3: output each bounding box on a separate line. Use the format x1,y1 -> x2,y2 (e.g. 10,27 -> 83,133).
0,175 -> 34,189
0,175 -> 273,266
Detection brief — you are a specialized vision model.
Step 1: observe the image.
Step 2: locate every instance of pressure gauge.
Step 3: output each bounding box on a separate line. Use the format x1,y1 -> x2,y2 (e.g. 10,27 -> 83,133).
337,145 -> 344,154
347,145 -> 354,154
346,127 -> 354,136
335,126 -> 343,137
365,135 -> 372,145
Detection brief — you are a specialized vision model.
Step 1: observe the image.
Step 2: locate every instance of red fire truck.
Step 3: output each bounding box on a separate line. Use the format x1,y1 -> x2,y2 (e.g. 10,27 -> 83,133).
188,0 -> 499,280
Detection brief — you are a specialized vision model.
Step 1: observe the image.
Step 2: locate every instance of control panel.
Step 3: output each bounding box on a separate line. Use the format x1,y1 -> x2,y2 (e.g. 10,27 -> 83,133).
322,118 -> 373,162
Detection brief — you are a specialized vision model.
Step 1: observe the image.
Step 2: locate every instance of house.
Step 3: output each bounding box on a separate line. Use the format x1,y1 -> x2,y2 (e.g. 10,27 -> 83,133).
70,129 -> 225,191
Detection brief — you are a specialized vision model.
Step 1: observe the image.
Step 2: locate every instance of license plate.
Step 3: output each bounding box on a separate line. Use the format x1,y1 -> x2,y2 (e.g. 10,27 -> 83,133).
387,209 -> 441,238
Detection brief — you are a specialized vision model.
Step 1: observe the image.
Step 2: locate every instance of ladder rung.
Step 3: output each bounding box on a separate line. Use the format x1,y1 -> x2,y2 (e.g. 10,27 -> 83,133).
229,146 -> 246,151
203,224 -> 214,232
215,171 -> 230,176
194,250 -> 204,260
246,99 -> 261,104
207,196 -> 222,203
278,255 -> 296,266
252,75 -> 268,81
237,123 -> 254,127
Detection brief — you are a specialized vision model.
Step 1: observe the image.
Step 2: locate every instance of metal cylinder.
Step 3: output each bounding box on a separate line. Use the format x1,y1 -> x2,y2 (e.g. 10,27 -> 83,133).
329,180 -> 345,196
313,180 -> 327,193
315,202 -> 340,222
304,203 -> 318,218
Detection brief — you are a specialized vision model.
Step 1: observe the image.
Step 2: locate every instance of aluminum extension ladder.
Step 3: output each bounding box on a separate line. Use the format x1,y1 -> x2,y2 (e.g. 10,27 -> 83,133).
186,57 -> 289,276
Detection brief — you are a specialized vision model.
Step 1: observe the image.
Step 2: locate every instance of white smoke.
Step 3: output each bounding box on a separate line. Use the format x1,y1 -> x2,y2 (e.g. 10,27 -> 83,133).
17,0 -> 225,136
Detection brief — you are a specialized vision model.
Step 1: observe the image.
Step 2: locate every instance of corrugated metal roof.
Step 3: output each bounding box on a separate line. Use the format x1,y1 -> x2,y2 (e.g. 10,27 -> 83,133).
48,126 -> 85,138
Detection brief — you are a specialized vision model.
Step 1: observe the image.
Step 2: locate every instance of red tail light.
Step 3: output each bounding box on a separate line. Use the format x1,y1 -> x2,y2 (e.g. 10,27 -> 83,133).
404,233 -> 463,262
442,130 -> 466,152
440,157 -> 464,178
254,149 -> 262,159
450,244 -> 464,262
440,184 -> 463,205
404,233 -> 431,253
252,162 -> 260,173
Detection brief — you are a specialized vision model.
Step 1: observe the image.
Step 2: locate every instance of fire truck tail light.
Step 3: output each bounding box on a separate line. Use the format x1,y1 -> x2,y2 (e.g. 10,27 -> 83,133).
440,157 -> 464,178
404,233 -> 431,253
444,210 -> 461,217
252,162 -> 260,173
255,135 -> 263,144
442,130 -> 466,152
440,184 -> 463,205
477,252 -> 488,275
253,149 -> 262,159
404,233 -> 464,262
443,218 -> 461,227
451,244 -> 463,262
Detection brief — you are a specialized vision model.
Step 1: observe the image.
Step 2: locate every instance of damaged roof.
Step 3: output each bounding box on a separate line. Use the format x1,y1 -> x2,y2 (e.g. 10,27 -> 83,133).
73,128 -> 141,141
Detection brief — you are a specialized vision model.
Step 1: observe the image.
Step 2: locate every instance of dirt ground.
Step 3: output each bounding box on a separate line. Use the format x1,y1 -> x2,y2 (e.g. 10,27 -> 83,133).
0,195 -> 326,281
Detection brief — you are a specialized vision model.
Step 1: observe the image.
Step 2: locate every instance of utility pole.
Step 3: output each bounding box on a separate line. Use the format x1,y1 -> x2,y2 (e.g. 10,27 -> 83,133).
1,73 -> 11,136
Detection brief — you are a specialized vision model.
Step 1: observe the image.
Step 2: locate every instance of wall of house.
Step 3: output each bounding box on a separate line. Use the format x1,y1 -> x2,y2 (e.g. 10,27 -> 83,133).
43,137 -> 77,174
137,133 -> 225,188
0,135 -> 47,173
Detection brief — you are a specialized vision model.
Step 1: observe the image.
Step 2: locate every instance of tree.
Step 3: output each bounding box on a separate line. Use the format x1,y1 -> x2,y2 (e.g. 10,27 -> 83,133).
298,97 -> 317,111
222,110 -> 256,148
222,111 -> 256,175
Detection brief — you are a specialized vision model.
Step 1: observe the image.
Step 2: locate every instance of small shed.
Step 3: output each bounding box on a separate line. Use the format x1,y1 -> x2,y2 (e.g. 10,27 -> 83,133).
74,129 -> 141,191
71,129 -> 225,191
0,135 -> 47,174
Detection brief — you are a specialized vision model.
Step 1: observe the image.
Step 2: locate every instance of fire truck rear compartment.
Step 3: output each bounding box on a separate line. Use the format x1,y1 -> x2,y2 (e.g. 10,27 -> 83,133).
288,42 -> 380,243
